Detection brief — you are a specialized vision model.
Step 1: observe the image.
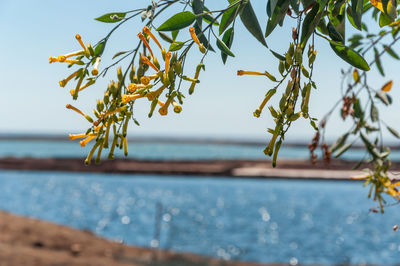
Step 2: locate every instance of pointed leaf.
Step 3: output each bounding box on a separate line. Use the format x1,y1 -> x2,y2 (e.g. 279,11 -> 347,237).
157,11 -> 196,31
172,30 -> 179,40
95,12 -> 126,23
239,0 -> 268,47
169,42 -> 185,51
351,0 -> 363,30
265,0 -> 290,38
300,3 -> 326,48
330,133 -> 349,153
370,104 -> 379,122
383,45 -> 400,59
381,80 -> 393,91
112,50 -> 130,60
202,6 -> 219,25
267,0 -> 280,16
216,36 -> 235,57
94,41 -> 106,57
158,32 -> 174,43
375,91 -> 390,105
329,41 -> 370,71
374,47 -> 385,76
221,27 -> 235,64
270,50 -> 286,61
219,0 -> 242,35
387,126 -> 400,138
192,0 -> 204,26
334,143 -> 352,157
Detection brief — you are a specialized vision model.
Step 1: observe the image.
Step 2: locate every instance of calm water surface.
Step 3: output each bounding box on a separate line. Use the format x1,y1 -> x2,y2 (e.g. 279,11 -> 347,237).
0,170 -> 399,264
2,139 -> 400,161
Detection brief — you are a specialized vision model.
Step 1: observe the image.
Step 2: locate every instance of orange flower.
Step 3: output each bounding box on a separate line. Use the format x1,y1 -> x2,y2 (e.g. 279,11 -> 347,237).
143,26 -> 162,50
138,32 -> 154,58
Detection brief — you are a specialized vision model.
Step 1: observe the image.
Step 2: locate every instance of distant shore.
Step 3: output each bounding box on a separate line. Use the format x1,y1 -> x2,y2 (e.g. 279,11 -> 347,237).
1,157 -> 397,180
1,134 -> 400,150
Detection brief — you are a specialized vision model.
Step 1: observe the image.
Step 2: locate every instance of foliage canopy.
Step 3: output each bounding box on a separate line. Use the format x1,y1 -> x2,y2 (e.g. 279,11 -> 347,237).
49,0 -> 400,212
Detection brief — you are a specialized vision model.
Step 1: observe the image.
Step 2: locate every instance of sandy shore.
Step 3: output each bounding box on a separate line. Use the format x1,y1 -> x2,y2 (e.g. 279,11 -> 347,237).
0,210 -> 284,266
1,157 -> 398,180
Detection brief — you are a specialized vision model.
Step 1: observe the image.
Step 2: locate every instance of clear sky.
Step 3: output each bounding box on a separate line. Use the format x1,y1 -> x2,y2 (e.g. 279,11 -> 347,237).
1,0 -> 400,143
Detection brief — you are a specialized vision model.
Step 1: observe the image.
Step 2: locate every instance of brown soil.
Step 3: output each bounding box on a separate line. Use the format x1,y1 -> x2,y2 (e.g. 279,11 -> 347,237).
0,211 -> 280,266
1,157 -> 396,180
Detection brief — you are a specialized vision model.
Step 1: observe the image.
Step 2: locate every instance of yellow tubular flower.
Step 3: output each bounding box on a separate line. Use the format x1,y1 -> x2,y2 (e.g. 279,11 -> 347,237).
158,94 -> 174,116
93,106 -> 128,126
189,27 -> 200,45
75,34 -> 87,51
70,80 -> 95,96
122,94 -> 143,104
80,135 -> 96,147
164,52 -> 171,75
141,76 -> 151,85
189,27 -> 205,53
59,71 -> 78,87
237,70 -> 266,76
49,56 -> 58,63
147,85 -> 166,101
69,133 -> 96,141
141,55 -> 159,72
58,50 -> 84,62
127,83 -> 147,93
137,32 -> 154,58
66,104 -> 94,123
172,101 -> 182,113
92,57 -> 101,76
63,59 -> 82,65
143,26 -> 162,50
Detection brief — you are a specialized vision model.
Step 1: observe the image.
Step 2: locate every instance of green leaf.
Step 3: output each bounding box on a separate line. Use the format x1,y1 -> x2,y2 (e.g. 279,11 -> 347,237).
379,12 -> 392,27
192,0 -> 204,27
317,18 -> 330,35
329,41 -> 370,71
270,50 -> 286,61
383,45 -> 400,59
351,0 -> 363,30
95,12 -> 126,23
300,3 -> 326,48
94,41 -> 106,57
265,0 -> 290,38
387,126 -> 400,139
375,91 -> 390,105
374,47 -> 385,76
112,50 -> 130,60
216,36 -> 235,57
169,42 -> 185,51
327,21 -> 344,42
370,104 -> 379,122
221,27 -> 235,64
219,0 -> 242,35
334,143 -> 352,157
172,30 -> 179,40
239,0 -> 268,47
267,0 -> 279,16
158,32 -> 174,43
330,133 -> 349,153
202,6 -> 219,25
157,11 -> 196,31
354,98 -> 364,119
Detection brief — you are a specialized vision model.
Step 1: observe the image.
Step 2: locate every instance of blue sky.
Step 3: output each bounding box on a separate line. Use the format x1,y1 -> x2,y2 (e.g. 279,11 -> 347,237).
1,0 -> 400,143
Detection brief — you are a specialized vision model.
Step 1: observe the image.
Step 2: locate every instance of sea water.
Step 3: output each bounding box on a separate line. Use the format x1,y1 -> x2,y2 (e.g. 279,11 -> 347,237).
0,170 -> 399,264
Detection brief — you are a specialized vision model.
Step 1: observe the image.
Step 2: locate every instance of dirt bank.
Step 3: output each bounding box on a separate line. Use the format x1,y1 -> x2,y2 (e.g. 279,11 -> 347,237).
0,210 -> 279,266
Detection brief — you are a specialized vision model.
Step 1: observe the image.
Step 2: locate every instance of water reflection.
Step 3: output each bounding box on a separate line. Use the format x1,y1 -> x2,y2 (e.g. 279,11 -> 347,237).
0,170 -> 399,264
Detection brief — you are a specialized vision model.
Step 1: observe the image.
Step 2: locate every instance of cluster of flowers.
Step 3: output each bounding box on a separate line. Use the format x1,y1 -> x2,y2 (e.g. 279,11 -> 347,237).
50,27 -> 204,164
